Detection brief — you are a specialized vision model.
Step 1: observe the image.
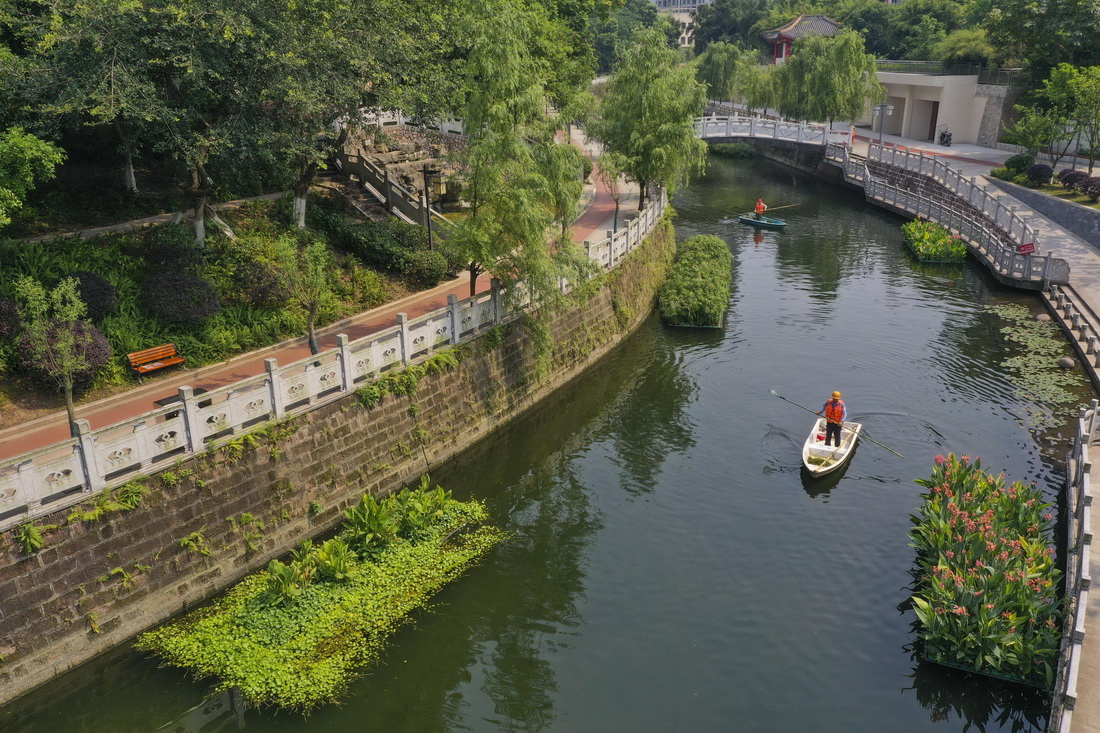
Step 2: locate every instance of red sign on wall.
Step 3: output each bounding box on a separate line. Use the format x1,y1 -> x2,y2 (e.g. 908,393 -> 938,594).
1018,243 -> 1036,254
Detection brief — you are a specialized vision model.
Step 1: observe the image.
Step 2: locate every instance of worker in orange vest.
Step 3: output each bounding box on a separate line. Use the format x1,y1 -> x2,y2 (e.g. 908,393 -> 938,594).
754,198 -> 767,220
818,391 -> 847,447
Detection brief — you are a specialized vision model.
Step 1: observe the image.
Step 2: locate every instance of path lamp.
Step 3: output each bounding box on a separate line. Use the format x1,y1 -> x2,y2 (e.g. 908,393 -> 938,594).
421,164 -> 445,251
872,104 -> 894,147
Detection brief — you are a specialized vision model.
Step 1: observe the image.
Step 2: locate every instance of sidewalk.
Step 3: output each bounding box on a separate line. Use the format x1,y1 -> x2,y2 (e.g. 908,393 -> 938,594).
0,127 -> 627,461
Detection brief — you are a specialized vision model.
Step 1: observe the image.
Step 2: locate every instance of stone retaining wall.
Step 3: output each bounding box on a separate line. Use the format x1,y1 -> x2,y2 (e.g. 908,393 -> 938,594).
985,176 -> 1100,248
0,217 -> 676,706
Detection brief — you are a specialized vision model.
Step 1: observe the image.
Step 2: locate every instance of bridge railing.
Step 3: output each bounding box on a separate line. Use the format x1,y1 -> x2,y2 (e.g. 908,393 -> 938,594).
696,115 -> 850,147
0,191 -> 668,533
825,143 -> 1070,285
868,143 -> 1040,250
1049,399 -> 1096,733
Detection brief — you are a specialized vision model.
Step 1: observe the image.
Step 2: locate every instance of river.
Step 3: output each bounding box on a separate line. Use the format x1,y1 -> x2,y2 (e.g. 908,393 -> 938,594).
2,155 -> 1091,733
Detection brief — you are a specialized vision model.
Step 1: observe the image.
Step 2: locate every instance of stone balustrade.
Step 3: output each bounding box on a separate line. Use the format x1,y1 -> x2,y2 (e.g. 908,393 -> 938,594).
0,191 -> 668,533
695,115 -> 851,147
823,142 -> 1070,287
1051,400 -> 1096,732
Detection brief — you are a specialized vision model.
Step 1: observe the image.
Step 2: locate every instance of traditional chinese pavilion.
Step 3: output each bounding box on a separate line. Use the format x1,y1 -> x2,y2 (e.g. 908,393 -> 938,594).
761,15 -> 843,65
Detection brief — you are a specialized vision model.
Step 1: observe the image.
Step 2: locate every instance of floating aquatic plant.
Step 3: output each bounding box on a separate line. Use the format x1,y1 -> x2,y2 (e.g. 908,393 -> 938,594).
984,304 -> 1088,429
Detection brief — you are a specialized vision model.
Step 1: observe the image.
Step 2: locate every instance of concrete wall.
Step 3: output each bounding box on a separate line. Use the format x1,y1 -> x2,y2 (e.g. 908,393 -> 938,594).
0,218 -> 676,706
985,176 -> 1100,247
975,84 -> 1009,148
858,73 -> 985,144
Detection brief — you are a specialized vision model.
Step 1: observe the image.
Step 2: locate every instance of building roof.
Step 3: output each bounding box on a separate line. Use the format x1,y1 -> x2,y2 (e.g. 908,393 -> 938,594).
761,15 -> 843,43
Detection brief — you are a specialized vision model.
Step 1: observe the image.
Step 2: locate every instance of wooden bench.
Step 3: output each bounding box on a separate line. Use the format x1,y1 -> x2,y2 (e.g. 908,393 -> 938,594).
126,344 -> 186,379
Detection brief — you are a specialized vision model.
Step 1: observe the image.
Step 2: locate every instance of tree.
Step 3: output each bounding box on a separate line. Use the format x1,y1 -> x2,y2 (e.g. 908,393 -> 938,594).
447,0 -> 593,304
986,0 -> 1100,72
1045,64 -> 1100,174
590,0 -> 661,73
14,276 -> 108,432
0,126 -> 64,228
774,30 -> 882,126
24,0 -> 168,194
590,28 -> 707,209
934,28 -> 997,65
693,0 -> 769,54
1002,106 -> 1074,170
696,41 -> 761,106
595,151 -> 627,232
278,238 -> 336,355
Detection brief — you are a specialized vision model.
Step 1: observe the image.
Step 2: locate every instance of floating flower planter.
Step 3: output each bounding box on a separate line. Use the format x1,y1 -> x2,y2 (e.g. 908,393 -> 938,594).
909,454 -> 1062,689
901,218 -> 968,263
137,480 -> 504,710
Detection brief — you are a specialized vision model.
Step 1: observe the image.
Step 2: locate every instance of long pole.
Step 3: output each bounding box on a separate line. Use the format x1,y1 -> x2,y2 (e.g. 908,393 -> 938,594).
768,389 -> 905,458
763,204 -> 802,212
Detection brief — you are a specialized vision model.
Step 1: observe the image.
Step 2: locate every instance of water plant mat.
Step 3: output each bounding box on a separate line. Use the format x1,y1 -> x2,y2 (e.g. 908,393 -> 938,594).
922,653 -> 1048,689
137,502 -> 504,710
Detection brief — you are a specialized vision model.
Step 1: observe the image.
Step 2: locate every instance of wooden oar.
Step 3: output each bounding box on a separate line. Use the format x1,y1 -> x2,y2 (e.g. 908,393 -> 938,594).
768,389 -> 905,458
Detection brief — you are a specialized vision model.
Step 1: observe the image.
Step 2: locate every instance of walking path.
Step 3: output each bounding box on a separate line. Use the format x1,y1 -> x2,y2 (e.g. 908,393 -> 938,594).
0,127 -> 631,461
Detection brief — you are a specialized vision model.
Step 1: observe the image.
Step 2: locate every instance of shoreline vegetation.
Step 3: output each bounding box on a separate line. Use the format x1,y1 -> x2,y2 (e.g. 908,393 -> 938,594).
136,480 -> 505,710
909,454 -> 1062,689
658,234 -> 733,328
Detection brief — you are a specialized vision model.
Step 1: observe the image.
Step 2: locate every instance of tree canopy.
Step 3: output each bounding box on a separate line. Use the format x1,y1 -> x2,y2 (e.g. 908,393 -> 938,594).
774,29 -> 882,124
591,28 -> 707,207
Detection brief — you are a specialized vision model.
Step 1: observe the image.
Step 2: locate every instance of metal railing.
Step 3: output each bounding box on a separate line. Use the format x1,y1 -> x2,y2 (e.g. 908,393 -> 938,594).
695,115 -> 851,147
875,60 -> 981,75
0,192 -> 668,533
823,142 -> 1070,285
1050,395 -> 1096,733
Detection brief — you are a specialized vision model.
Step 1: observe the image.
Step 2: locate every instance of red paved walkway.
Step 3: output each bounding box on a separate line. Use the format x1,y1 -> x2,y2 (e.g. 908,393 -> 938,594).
0,128 -> 627,461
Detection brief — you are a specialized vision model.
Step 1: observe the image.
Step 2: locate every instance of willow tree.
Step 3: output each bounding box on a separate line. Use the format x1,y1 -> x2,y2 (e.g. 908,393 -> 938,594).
695,41 -> 756,103
447,0 -> 592,304
590,27 -> 707,208
775,29 -> 882,127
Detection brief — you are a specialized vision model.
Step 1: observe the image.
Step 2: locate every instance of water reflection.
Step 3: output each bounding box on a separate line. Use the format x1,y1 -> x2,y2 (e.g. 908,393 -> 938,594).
903,648 -> 1049,732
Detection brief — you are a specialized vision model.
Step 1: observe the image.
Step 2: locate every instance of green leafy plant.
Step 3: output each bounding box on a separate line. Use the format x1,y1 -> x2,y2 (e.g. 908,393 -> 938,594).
909,454 -> 1062,688
308,500 -> 322,516
98,566 -> 133,589
137,480 -> 504,710
901,218 -> 968,263
179,530 -> 211,557
14,522 -> 49,554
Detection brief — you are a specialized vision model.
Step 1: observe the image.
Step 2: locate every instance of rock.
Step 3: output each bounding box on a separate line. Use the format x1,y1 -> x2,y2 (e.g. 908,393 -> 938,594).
1058,357 -> 1077,369
1036,313 -> 1051,322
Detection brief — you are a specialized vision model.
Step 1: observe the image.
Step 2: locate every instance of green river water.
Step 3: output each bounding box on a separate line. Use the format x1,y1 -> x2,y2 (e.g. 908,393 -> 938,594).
3,155 -> 1093,733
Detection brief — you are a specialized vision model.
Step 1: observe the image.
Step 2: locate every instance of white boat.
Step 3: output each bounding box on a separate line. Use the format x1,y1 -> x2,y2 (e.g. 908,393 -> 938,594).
801,418 -> 862,476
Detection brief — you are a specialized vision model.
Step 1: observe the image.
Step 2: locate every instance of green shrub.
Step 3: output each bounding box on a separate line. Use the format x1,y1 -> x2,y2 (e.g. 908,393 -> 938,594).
17,319 -> 112,385
71,271 -> 119,321
141,272 -> 221,326
1004,153 -> 1035,174
580,156 -> 593,180
402,249 -> 448,288
710,142 -> 756,159
659,234 -> 733,328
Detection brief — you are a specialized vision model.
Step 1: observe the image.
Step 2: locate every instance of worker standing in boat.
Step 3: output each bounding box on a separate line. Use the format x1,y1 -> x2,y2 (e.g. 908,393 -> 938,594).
818,391 -> 846,447
754,198 -> 767,220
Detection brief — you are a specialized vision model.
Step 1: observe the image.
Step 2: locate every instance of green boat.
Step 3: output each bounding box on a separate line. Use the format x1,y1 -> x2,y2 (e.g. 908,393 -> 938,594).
738,213 -> 787,228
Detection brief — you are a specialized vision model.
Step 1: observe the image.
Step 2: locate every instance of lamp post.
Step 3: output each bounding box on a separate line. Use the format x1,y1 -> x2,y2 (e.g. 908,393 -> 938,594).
421,164 -> 442,251
872,103 -> 894,147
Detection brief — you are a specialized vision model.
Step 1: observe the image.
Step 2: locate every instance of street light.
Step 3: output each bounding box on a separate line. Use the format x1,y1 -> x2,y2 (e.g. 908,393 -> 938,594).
872,103 -> 895,147
421,164 -> 445,251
